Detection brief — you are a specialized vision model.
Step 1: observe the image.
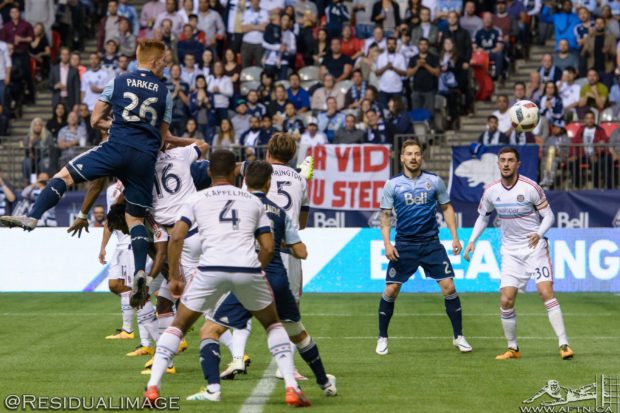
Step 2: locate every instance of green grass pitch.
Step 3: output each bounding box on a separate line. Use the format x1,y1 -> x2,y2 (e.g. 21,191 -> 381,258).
0,293 -> 618,412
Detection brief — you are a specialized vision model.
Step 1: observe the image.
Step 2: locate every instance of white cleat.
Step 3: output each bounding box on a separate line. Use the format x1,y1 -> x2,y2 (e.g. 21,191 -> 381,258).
186,387 -> 221,402
0,215 -> 38,231
130,270 -> 150,309
321,374 -> 337,396
220,358 -> 246,380
297,156 -> 314,180
453,335 -> 473,353
376,337 -> 388,355
275,368 -> 308,381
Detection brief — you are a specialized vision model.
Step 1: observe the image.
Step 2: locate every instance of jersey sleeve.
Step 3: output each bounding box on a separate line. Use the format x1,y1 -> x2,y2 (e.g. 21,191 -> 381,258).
380,179 -> 395,210
98,78 -> 115,104
185,143 -> 201,163
435,176 -> 450,205
163,89 -> 173,124
178,198 -> 196,228
477,188 -> 495,216
529,181 -> 548,210
255,202 -> 272,237
301,179 -> 310,212
284,213 -> 302,245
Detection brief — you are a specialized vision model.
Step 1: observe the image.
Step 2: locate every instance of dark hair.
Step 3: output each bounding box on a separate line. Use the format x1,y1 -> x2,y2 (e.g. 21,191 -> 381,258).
107,203 -> 127,233
513,81 -> 526,89
209,150 -> 237,177
585,110 -> 596,118
268,132 -> 297,163
565,66 -> 576,75
418,37 -> 429,44
289,72 -> 300,80
544,80 -> 559,98
245,160 -> 273,190
487,115 -> 498,122
498,146 -> 520,161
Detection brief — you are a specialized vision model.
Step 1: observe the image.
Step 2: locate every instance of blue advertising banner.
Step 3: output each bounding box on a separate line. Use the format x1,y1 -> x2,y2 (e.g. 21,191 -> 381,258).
448,145 -> 540,202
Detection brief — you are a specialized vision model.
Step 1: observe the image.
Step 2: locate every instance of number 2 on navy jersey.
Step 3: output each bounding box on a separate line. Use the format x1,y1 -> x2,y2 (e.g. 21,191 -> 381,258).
219,200 -> 240,229
277,181 -> 292,210
153,163 -> 181,198
122,92 -> 158,126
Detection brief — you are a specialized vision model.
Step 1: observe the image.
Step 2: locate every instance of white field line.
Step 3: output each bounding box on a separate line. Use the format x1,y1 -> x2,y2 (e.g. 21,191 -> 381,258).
238,359 -> 278,413
313,336 -> 620,340
0,312 -> 615,317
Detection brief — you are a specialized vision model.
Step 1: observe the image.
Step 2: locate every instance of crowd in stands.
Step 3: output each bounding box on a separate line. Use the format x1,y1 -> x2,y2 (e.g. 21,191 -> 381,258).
0,0 -> 618,204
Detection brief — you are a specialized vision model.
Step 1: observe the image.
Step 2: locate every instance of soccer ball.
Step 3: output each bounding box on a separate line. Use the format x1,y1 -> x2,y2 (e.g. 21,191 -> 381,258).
509,100 -> 540,133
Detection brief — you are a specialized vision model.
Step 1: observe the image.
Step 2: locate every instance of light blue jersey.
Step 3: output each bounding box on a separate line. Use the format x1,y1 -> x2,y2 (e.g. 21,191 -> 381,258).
380,171 -> 450,242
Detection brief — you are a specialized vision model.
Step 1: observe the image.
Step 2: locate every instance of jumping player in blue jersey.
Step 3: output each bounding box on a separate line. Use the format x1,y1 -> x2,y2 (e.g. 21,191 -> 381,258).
376,139 -> 472,356
0,39 -> 172,308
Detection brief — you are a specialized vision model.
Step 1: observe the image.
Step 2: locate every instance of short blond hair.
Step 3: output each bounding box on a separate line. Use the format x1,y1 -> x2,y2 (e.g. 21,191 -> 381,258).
136,39 -> 165,65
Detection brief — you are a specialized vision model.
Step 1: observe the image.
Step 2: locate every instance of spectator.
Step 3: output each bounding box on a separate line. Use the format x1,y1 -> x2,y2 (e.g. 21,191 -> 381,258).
1,6 -> 35,103
46,103 -> 67,140
334,114 -> 365,143
325,0 -> 350,39
49,48 -> 80,112
539,80 -> 564,126
345,69 -> 368,109
118,0 -> 140,35
0,166 -> 15,215
68,52 -> 85,81
582,16 -> 616,88
178,23 -> 205,64
183,118 -> 205,140
608,124 -> 620,188
102,40 -> 120,74
76,103 -> 101,145
578,68 -> 608,114
287,72 -> 310,112
570,110 -> 608,188
474,12 -> 506,81
23,117 -> 52,181
365,108 -> 389,143
81,53 -> 111,112
340,24 -> 364,60
295,0 -> 318,64
97,1 -> 121,53
214,117 -> 236,148
313,28 -> 329,65
411,7 -> 440,53
460,1 -> 483,38
404,0 -> 423,29
155,0 -> 185,36
269,85 -> 290,123
140,0 -> 166,38
231,99 -> 251,142
24,0 -> 55,43
0,36 -> 9,115
89,205 -> 107,227
261,114 -> 277,137
257,71 -> 274,105
558,67 -> 581,115
601,5 -> 620,40
159,19 -> 180,54
116,55 -> 131,76
408,37 -> 440,118
511,80 -> 527,105
57,111 -> 87,166
247,89 -> 268,118
181,53 -> 199,90
261,0 -> 285,15
240,115 -> 268,158
438,36 -> 466,126
540,0 -> 580,51
208,61 -> 233,124
166,64 -> 191,135
385,96 -> 413,140
511,129 -> 536,145
436,0 -> 463,26
492,94 -> 512,135
492,0 -> 518,55
553,39 -> 579,74
318,96 -> 346,142
197,0 -> 225,46
30,22 -> 50,81
189,74 -> 214,142
221,0 -> 247,55
443,11 -> 472,65
356,43 -> 381,80
201,48 -> 214,78
527,70 -> 543,102
540,119 -> 571,189
372,36 -> 407,109
262,13 -> 286,80
300,117 -> 328,146
372,0 -> 401,37
223,48 -> 241,99
364,26 -> 387,56
19,172 -> 56,227
312,73 -> 346,110
478,115 -> 509,145
241,0 -> 268,68
282,102 -> 305,140
116,17 -> 137,58
185,14 -> 207,46
321,37 -> 354,81
574,6 -> 592,76
178,0 -> 196,23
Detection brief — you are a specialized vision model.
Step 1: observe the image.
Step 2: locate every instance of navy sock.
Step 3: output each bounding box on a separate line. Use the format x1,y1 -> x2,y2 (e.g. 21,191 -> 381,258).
28,178 -> 67,219
378,293 -> 395,338
129,224 -> 149,273
298,338 -> 328,386
444,292 -> 463,338
199,339 -> 221,385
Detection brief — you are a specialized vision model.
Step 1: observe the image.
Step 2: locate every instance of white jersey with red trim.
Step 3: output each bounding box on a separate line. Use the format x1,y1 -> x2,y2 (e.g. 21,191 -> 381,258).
478,176 -> 549,248
106,181 -> 130,247
152,144 -> 201,226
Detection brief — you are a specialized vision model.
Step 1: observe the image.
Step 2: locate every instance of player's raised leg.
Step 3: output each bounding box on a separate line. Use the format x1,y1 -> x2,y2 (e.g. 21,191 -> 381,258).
496,286 -> 521,360
537,281 -> 573,359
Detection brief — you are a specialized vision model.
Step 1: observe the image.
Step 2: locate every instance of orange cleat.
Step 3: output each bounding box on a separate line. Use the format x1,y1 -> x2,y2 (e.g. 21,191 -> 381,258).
560,345 -> 574,360
285,387 -> 311,407
495,348 -> 521,360
144,385 -> 160,404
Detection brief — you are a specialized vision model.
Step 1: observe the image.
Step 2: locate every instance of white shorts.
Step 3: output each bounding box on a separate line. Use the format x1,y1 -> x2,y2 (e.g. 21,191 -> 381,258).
181,232 -> 201,279
159,267 -> 198,302
281,252 -> 302,301
500,239 -> 553,291
108,247 -> 134,286
181,269 -> 274,314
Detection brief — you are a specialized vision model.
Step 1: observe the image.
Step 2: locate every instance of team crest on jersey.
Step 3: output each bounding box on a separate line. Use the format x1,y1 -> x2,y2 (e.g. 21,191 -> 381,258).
425,182 -> 432,190
388,268 -> 396,278
517,194 -> 525,202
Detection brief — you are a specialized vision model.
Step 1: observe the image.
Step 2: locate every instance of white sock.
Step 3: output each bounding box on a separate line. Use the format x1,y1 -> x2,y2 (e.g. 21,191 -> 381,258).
545,298 -> 568,347
232,322 -> 252,360
147,327 -> 181,388
137,301 -> 158,347
500,307 -> 518,349
267,323 -> 297,390
219,330 -> 234,355
158,312 -> 174,339
120,291 -> 134,333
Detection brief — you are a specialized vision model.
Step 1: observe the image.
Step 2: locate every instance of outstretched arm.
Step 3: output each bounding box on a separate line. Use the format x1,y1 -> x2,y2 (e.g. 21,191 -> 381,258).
67,177 -> 107,237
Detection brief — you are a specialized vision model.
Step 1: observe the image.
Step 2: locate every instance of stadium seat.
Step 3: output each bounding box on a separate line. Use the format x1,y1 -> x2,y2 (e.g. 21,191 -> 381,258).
335,80 -> 353,95
600,107 -> 614,122
600,121 -> 619,137
240,80 -> 260,96
434,95 -> 448,132
300,111 -> 314,126
298,66 -> 320,81
240,66 -> 263,82
301,80 -> 319,91
565,121 -> 583,138
275,80 -> 290,89
412,121 -> 431,145
573,77 -> 588,88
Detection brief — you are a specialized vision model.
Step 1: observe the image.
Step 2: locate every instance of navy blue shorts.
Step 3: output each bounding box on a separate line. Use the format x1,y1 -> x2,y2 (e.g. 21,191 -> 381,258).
386,240 -> 454,284
66,142 -> 155,217
211,293 -> 252,330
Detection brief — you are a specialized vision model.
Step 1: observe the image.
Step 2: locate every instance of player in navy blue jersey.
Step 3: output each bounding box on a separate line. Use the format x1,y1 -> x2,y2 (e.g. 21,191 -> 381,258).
376,139 -> 472,356
0,39 -> 172,308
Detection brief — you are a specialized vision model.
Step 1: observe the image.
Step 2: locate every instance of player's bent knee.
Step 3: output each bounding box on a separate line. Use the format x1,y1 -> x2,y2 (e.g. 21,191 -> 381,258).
156,296 -> 175,314
282,321 -> 306,338
200,320 -> 227,341
108,280 -> 128,295
53,167 -> 75,187
384,283 -> 401,299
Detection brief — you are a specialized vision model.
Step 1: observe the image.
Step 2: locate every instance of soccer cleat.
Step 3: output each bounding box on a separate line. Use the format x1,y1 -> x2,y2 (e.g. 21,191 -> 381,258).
186,387 -> 221,402
0,215 -> 38,231
130,270 -> 148,309
376,337 -> 388,355
144,357 -> 154,369
126,345 -> 154,357
453,335 -> 473,353
495,348 -> 521,360
244,353 -> 252,368
141,365 -> 176,375
220,358 -> 246,380
105,329 -> 135,340
275,368 -> 308,381
144,386 -> 160,404
321,374 -> 337,397
560,345 -> 574,360
297,156 -> 314,180
177,339 -> 188,353
285,387 -> 311,407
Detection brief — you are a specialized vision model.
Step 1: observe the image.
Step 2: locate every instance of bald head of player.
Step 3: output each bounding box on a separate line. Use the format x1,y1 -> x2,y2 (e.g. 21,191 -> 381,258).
245,161 -> 273,193
209,150 -> 237,184
497,146 -> 521,182
266,132 -> 297,164
400,139 -> 424,177
136,39 -> 167,79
